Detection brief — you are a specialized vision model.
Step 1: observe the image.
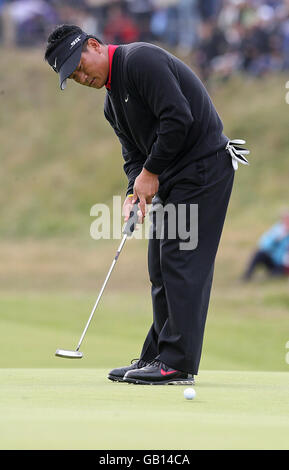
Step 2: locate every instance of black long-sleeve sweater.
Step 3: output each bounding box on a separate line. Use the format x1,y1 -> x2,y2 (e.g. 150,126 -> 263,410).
104,42 -> 228,197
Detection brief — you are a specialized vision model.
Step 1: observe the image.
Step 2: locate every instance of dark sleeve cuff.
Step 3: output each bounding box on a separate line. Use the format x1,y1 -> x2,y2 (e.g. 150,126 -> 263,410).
143,157 -> 168,175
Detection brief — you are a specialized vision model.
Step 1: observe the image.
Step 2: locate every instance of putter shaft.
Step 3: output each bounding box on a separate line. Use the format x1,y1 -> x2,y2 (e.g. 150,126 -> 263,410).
76,234 -> 128,351
55,202 -> 139,359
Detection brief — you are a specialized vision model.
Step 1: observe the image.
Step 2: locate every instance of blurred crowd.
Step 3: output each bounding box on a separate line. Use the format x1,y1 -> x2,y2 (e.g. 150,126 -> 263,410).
1,0 -> 289,79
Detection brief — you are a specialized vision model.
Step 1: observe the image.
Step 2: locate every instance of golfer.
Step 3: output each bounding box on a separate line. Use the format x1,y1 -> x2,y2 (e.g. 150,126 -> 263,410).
45,25 -> 249,385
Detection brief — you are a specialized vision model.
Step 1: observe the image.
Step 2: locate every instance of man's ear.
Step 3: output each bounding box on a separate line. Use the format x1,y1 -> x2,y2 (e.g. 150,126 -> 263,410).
87,38 -> 101,52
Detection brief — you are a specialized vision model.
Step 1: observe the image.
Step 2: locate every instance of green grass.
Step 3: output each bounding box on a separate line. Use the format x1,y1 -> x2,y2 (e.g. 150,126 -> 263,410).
1,289 -> 288,450
0,48 -> 288,238
0,291 -> 288,371
1,47 -> 289,450
0,369 -> 288,450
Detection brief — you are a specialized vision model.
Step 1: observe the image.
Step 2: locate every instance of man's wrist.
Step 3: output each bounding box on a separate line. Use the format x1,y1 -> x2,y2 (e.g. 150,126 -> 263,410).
141,167 -> 159,178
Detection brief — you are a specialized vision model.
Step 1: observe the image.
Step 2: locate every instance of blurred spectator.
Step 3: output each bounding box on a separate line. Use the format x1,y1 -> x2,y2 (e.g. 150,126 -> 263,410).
196,19 -> 229,81
197,0 -> 223,21
242,211 -> 289,281
281,11 -> 289,68
1,0 -> 289,78
150,6 -> 168,41
126,0 -> 152,41
56,0 -> 99,36
177,0 -> 200,51
103,4 -> 140,44
240,7 -> 284,76
149,2 -> 178,46
3,0 -> 57,46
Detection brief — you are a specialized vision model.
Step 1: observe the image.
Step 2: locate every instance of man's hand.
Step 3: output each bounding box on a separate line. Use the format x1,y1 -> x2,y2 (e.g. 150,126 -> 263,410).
132,168 -> 159,221
123,195 -> 143,226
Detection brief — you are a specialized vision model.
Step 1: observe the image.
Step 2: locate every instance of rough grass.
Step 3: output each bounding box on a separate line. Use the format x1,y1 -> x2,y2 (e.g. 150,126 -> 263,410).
0,48 -> 288,239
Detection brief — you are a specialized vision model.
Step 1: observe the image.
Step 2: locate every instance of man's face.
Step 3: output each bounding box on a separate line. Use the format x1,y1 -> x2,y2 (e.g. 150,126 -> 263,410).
69,39 -> 109,89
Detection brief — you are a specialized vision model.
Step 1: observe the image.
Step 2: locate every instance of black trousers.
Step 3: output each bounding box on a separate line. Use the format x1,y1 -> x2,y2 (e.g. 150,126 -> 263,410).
140,149 -> 235,375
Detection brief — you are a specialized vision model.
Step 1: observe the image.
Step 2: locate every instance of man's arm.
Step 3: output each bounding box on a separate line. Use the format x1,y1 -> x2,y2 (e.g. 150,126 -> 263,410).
104,108 -> 144,196
112,127 -> 159,220
127,45 -> 195,175
104,106 -> 158,220
122,145 -> 144,197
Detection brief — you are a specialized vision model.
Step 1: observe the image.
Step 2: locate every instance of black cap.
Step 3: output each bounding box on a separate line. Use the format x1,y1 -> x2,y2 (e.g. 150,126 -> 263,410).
46,32 -> 88,90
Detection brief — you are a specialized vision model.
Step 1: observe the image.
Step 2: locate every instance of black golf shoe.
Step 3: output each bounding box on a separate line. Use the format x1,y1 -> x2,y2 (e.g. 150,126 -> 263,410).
107,358 -> 150,382
124,359 -> 195,385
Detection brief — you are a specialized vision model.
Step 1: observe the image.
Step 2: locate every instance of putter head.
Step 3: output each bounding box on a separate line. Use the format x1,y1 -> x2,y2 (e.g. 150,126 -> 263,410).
55,349 -> 83,359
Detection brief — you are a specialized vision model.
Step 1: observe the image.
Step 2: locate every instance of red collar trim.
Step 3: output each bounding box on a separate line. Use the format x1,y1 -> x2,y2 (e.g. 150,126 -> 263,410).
105,45 -> 118,90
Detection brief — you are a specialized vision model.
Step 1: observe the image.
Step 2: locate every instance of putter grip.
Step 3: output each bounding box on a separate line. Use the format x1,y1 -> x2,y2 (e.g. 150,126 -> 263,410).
123,203 -> 139,236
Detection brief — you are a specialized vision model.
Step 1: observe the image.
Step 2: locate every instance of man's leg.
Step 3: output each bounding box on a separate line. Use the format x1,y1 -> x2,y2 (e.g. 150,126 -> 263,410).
108,198 -> 170,383
139,150 -> 235,376
156,151 -> 234,375
140,199 -> 169,362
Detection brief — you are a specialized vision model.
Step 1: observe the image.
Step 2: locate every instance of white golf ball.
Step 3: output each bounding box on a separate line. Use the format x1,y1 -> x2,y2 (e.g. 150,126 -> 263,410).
184,387 -> 196,400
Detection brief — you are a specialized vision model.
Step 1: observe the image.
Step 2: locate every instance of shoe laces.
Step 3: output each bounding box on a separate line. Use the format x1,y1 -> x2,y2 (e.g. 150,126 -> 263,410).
131,358 -> 149,368
147,359 -> 162,368
147,359 -> 178,372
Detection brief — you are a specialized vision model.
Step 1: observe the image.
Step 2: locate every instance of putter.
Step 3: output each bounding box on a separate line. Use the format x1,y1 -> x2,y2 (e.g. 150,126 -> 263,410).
55,202 -> 139,359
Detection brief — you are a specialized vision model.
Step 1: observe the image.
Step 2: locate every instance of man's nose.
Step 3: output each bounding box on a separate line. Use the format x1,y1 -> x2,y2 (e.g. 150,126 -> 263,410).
76,72 -> 88,85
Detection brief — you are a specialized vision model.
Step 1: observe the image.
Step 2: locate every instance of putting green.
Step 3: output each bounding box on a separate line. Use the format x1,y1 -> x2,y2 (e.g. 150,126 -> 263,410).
0,369 -> 288,450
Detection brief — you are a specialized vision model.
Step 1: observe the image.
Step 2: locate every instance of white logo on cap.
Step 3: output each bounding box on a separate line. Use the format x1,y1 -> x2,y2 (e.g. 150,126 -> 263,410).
70,35 -> 81,48
53,57 -> 57,71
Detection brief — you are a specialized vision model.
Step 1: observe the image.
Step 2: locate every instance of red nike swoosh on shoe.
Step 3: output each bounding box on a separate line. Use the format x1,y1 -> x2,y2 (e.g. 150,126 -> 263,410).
161,369 -> 177,376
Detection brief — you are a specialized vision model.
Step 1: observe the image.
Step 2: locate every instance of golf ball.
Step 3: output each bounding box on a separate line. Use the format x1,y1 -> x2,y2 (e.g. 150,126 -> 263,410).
184,387 -> 196,400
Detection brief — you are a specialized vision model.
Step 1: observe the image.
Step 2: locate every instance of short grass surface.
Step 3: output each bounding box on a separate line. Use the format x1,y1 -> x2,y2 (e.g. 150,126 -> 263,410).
0,368 -> 288,450
1,290 -> 288,371
1,291 -> 288,450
